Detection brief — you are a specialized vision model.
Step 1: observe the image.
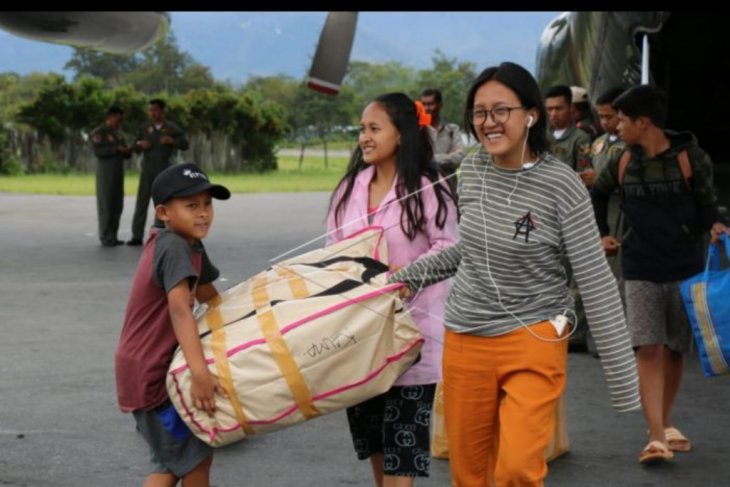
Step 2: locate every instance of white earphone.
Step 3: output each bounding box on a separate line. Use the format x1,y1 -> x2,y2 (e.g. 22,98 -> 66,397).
526,115 -> 534,128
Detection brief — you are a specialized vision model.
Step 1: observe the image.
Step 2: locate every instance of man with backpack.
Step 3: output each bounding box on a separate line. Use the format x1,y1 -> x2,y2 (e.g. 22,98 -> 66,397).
591,85 -> 729,465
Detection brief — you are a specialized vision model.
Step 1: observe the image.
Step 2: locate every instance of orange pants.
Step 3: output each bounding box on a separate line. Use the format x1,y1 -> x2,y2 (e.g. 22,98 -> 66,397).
443,322 -> 567,487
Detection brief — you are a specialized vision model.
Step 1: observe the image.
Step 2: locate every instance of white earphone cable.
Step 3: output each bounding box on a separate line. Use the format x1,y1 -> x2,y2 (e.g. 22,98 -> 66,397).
476,120 -> 577,343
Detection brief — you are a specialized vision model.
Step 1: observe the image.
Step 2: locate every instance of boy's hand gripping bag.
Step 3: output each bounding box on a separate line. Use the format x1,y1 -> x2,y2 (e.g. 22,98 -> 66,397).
680,233 -> 730,377
166,227 -> 424,446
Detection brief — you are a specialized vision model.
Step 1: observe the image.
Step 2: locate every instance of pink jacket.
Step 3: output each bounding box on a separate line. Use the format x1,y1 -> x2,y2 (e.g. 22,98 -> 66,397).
326,165 -> 458,386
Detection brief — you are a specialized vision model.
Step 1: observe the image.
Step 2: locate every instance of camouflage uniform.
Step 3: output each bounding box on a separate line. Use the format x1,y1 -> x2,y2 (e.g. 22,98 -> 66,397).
91,124 -> 131,245
587,133 -> 627,352
548,126 -> 592,172
576,115 -> 602,141
591,133 -> 626,284
591,133 -> 625,177
130,121 -> 189,241
429,121 -> 465,197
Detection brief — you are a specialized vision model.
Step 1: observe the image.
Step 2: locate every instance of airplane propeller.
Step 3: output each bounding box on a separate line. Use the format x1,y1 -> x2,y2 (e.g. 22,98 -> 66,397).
0,11 -> 357,96
307,12 -> 358,96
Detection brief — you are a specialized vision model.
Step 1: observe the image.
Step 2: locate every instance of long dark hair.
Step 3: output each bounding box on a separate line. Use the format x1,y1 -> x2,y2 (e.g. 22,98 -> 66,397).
463,62 -> 549,156
329,92 -> 453,240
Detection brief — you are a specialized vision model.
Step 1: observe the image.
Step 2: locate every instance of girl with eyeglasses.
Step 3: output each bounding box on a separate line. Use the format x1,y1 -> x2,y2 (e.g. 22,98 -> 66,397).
390,62 -> 640,487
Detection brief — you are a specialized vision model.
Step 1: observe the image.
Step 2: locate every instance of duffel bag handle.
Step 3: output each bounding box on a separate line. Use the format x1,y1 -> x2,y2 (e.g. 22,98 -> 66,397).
704,233 -> 729,279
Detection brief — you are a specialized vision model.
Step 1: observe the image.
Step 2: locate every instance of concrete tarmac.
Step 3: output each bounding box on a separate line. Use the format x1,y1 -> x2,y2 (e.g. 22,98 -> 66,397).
1,192 -> 728,486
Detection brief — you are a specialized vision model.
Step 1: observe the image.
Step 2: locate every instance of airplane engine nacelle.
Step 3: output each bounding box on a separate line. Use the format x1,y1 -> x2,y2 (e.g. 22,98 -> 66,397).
0,12 -> 169,54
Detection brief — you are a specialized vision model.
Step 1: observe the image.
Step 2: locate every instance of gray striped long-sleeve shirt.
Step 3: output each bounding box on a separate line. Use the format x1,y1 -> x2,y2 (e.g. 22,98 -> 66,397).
390,148 -> 640,412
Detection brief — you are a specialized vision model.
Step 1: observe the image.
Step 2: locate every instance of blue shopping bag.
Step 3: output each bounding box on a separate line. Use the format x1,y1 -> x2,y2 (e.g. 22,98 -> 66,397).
680,234 -> 730,377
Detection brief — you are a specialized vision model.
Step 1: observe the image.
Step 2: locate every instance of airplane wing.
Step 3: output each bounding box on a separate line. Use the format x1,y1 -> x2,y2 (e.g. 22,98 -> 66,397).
0,11 -> 169,54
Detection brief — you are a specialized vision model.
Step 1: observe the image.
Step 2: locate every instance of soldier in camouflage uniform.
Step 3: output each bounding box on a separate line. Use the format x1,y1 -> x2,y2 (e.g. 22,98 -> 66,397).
591,87 -> 627,179
582,87 -> 629,355
591,87 -> 628,296
127,98 -> 189,246
91,106 -> 132,247
546,86 -> 593,173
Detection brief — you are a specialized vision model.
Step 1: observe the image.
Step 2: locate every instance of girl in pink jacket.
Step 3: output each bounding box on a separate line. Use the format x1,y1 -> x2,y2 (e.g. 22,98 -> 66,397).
326,93 -> 458,486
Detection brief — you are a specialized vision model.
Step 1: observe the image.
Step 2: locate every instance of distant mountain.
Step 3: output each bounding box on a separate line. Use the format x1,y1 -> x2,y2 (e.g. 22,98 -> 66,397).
0,11 -> 561,83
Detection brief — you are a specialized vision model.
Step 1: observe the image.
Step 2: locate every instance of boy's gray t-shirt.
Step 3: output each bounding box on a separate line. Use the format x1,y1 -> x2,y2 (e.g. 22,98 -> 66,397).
153,229 -> 219,292
116,227 -> 219,413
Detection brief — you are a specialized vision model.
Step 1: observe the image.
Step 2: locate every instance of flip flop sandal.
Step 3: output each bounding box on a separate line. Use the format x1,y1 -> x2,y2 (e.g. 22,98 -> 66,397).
665,427 -> 692,452
639,440 -> 674,465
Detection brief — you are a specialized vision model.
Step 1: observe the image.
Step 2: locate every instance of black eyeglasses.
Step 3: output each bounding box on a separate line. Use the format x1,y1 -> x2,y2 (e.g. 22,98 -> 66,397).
469,106 -> 526,126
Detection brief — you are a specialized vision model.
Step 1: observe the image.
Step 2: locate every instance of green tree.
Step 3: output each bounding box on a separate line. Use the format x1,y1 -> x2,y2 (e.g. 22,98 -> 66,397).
0,72 -> 68,174
179,64 -> 215,93
344,60 -> 418,111
0,72 -> 22,119
242,75 -> 300,122
232,91 -> 287,172
14,78 -> 286,173
64,32 -> 213,94
0,72 -> 63,120
64,49 -> 138,87
292,83 -> 355,167
16,74 -> 77,143
15,75 -> 111,170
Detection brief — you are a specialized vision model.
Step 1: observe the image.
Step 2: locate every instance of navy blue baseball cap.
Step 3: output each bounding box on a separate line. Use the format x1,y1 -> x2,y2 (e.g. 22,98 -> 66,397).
152,163 -> 231,206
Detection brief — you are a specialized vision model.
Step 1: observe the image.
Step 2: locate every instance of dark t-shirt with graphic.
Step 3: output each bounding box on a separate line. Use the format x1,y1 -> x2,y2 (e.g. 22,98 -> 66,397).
592,130 -> 722,282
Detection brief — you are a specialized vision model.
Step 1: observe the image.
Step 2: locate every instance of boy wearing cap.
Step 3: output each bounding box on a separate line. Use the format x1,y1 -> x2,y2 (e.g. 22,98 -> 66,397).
115,163 -> 231,486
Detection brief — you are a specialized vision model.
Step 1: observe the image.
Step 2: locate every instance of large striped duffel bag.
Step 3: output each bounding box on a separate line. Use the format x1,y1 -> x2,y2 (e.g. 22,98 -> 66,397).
167,227 -> 423,446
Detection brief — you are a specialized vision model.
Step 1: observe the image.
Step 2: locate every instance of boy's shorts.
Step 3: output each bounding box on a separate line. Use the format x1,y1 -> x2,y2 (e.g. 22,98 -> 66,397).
346,384 -> 436,478
625,279 -> 693,353
133,400 -> 213,477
